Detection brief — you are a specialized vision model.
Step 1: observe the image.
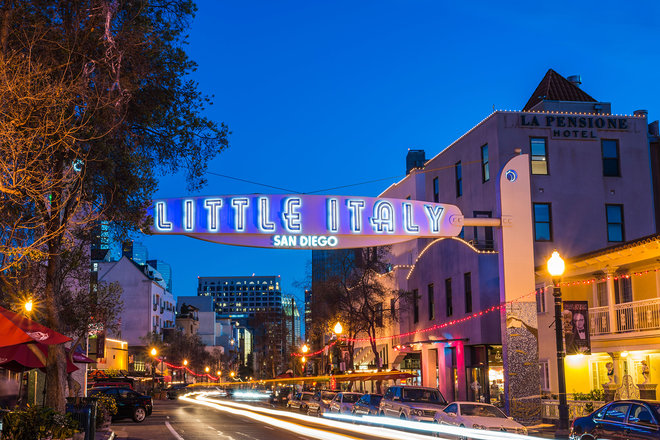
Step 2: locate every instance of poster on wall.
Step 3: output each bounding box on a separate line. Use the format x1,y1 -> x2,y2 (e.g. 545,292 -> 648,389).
563,301 -> 591,355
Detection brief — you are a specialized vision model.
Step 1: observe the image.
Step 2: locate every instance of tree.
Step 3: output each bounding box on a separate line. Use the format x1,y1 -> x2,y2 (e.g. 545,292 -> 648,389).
0,0 -> 229,409
312,247 -> 410,376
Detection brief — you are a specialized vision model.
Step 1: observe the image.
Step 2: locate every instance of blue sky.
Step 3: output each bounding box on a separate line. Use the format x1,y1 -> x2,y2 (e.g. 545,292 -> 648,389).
140,1 -> 660,308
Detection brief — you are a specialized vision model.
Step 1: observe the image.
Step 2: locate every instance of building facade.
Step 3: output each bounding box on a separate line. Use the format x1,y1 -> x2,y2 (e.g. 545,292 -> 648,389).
96,256 -> 175,348
347,69 -> 658,413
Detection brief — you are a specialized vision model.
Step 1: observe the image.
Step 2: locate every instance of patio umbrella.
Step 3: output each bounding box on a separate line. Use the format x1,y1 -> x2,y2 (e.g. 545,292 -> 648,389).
0,342 -> 78,373
0,305 -> 71,346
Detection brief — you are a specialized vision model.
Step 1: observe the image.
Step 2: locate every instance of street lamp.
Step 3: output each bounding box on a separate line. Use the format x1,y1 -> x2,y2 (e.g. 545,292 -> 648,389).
547,250 -> 568,436
301,344 -> 309,354
183,359 -> 188,384
24,300 -> 33,313
333,322 -> 343,336
149,347 -> 158,394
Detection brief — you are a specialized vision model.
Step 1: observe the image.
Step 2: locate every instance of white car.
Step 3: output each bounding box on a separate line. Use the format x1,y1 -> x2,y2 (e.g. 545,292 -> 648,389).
435,402 -> 528,435
328,392 -> 363,414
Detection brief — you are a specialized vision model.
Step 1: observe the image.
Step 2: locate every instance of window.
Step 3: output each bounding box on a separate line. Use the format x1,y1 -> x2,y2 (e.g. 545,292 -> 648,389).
433,177 -> 439,203
533,203 -> 552,241
629,404 -> 656,426
390,298 -> 397,319
445,278 -> 453,317
603,403 -> 630,422
376,303 -> 383,327
536,286 -> 546,313
428,284 -> 435,320
539,361 -> 550,390
443,403 -> 458,415
464,273 -> 472,313
601,139 -> 620,177
530,138 -> 548,174
413,289 -> 419,323
614,275 -> 632,304
481,144 -> 489,182
606,204 -> 624,242
455,161 -> 462,197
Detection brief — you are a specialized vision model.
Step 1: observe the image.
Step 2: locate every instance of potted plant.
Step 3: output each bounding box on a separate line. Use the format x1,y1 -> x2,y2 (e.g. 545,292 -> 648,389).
95,394 -> 118,431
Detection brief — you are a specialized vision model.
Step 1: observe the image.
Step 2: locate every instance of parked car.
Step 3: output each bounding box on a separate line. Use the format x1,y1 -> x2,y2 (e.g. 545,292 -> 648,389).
329,392 -> 363,414
89,387 -> 153,423
271,386 -> 295,406
307,390 -> 338,416
165,384 -> 190,400
379,385 -> 447,422
286,392 -> 314,412
435,402 -> 527,435
570,399 -> 660,439
352,393 -> 383,416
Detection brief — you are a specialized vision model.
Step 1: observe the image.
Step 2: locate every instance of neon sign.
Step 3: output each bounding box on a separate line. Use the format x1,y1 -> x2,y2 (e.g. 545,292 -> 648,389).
148,195 -> 463,249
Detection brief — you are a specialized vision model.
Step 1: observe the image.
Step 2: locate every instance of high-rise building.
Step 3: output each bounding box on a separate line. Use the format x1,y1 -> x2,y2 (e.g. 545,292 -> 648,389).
282,295 -> 301,356
197,275 -> 284,375
147,259 -> 173,293
122,241 -> 149,265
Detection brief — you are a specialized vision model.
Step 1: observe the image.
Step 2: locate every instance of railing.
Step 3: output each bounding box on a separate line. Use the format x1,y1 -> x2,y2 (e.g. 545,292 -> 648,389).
590,298 -> 660,336
542,400 -> 605,421
590,306 -> 610,335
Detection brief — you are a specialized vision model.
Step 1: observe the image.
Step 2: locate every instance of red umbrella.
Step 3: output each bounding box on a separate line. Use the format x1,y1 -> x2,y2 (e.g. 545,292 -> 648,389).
0,342 -> 78,373
0,305 -> 71,346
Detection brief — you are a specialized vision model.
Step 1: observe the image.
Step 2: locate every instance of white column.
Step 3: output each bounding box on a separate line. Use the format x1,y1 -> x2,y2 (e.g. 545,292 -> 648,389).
605,267 -> 618,332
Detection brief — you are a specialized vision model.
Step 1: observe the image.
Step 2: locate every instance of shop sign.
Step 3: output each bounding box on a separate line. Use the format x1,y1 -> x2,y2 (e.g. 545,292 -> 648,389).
148,194 -> 463,249
563,301 -> 591,355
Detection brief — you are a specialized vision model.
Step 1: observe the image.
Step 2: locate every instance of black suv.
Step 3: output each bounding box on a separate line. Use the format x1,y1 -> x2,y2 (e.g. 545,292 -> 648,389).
89,387 -> 153,423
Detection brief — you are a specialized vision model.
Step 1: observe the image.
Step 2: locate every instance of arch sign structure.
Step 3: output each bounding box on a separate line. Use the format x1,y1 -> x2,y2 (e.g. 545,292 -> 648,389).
147,194 -> 464,249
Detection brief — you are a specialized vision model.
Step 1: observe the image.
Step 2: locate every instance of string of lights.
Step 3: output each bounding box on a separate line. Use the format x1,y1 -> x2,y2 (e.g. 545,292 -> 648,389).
162,360 -> 218,381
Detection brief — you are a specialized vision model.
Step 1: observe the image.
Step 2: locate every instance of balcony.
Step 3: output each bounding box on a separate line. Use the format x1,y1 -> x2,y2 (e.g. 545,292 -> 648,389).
590,297 -> 660,336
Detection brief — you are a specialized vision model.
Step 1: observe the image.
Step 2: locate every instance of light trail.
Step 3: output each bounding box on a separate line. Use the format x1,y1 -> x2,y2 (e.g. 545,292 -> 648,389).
183,392 -> 547,440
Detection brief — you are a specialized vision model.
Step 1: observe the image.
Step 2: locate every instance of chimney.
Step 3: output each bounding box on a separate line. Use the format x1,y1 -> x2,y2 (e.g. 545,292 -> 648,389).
406,149 -> 426,175
567,75 -> 582,88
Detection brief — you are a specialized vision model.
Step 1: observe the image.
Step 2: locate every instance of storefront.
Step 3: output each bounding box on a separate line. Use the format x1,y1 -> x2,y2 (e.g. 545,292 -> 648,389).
466,345 -> 503,406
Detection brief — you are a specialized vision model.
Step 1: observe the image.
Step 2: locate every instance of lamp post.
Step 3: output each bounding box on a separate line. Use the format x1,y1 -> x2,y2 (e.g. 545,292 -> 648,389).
24,299 -> 33,314
150,347 -> 158,394
547,251 -> 568,436
183,359 -> 188,384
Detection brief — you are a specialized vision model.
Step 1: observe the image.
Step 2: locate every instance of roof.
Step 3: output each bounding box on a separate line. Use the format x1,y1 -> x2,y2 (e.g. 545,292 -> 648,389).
523,69 -> 597,111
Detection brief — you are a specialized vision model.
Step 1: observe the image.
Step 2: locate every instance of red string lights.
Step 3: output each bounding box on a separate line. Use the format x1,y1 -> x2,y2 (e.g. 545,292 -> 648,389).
162,360 -> 218,381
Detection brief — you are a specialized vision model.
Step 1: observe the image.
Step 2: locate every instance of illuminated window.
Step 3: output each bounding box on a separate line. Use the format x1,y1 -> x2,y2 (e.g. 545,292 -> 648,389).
530,138 -> 548,174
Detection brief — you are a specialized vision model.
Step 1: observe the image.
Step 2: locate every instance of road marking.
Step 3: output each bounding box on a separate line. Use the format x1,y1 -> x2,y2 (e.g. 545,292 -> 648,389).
165,421 -> 185,440
263,426 -> 274,430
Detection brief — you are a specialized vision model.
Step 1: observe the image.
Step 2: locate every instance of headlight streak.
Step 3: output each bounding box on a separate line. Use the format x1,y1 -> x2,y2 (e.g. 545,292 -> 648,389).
183,393 -> 543,440
187,393 -> 434,440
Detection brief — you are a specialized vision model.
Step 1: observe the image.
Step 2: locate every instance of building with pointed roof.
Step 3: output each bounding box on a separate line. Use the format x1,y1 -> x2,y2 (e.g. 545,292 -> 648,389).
344,68 -> 659,419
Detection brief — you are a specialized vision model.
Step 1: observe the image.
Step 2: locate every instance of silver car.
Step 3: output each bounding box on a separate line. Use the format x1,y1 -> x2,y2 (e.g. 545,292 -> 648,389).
379,385 -> 447,422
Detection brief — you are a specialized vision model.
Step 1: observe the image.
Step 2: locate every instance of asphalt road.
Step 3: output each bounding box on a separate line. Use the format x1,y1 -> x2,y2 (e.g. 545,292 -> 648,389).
111,396 -> 414,440
111,395 -> 559,440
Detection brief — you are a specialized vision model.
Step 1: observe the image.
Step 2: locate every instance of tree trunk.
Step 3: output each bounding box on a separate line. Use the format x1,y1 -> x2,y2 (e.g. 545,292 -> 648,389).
44,233 -> 67,411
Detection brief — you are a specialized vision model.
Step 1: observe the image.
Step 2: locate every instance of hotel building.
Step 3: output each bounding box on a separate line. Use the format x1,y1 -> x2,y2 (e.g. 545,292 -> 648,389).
350,69 -> 658,415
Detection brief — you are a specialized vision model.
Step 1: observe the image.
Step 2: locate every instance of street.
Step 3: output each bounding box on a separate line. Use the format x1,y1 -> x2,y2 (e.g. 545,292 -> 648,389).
111,394 -> 558,440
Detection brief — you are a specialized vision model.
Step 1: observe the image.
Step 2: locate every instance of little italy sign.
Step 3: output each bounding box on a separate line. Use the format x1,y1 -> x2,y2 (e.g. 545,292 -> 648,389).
148,194 -> 463,249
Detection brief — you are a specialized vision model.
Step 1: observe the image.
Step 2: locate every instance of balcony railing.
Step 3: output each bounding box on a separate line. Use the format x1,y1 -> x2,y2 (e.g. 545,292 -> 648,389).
590,297 -> 660,336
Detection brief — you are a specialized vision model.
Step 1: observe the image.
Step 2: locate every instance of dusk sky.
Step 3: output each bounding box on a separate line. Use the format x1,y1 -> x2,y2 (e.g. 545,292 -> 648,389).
140,1 -> 660,311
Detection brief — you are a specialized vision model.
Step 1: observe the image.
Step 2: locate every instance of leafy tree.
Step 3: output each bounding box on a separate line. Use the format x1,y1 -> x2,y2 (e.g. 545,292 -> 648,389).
0,0 -> 229,409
